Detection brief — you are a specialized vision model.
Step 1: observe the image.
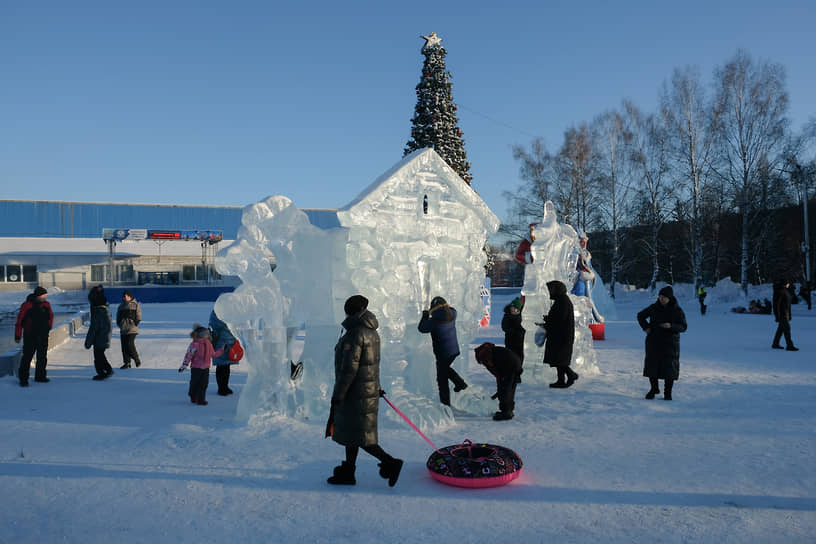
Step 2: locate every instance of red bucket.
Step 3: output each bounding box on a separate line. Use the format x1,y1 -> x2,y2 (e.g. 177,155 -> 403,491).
589,323 -> 605,340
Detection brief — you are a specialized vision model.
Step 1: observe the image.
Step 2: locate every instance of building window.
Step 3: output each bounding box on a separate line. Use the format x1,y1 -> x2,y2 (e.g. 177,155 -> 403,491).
117,264 -> 135,282
182,265 -> 196,281
91,265 -> 106,282
23,265 -> 37,283
5,265 -> 21,282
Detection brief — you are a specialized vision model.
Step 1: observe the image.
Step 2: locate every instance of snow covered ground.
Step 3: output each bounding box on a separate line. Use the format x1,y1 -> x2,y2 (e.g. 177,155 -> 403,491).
1,283 -> 814,543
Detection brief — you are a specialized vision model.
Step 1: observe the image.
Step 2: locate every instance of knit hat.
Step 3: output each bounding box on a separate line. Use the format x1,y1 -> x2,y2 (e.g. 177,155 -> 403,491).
33,286 -> 47,297
474,342 -> 494,363
510,297 -> 523,311
344,295 -> 369,316
659,285 -> 674,298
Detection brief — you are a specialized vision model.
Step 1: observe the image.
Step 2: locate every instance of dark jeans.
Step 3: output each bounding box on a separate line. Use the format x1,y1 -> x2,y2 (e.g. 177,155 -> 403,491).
436,355 -> 467,406
19,332 -> 49,383
345,444 -> 392,465
215,365 -> 231,393
773,320 -> 794,347
93,347 -> 113,376
120,334 -> 141,366
497,374 -> 519,414
189,367 -> 209,401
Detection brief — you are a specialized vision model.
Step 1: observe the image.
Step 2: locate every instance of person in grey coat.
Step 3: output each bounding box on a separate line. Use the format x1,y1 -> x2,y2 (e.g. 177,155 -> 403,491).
85,285 -> 113,381
327,295 -> 403,487
637,285 -> 687,400
540,280 -> 578,388
116,290 -> 142,369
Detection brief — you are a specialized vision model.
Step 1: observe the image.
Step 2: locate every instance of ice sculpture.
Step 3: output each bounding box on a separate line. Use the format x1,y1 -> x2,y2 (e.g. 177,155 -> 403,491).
520,201 -> 600,382
215,149 -> 500,429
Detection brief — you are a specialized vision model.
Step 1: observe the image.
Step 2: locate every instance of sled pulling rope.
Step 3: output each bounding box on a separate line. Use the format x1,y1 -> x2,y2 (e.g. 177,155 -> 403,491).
380,393 -> 442,454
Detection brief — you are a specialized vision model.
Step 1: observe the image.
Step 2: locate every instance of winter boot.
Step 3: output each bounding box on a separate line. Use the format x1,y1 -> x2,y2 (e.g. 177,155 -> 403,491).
564,369 -> 579,388
786,346 -> 799,351
646,378 -> 660,399
378,457 -> 404,487
663,379 -> 673,401
453,382 -> 468,393
120,363 -> 131,369
492,411 -> 514,421
327,461 -> 356,485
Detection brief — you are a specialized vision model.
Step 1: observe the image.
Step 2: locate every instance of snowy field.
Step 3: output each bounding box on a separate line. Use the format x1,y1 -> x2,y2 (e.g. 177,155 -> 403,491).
1,284 -> 814,543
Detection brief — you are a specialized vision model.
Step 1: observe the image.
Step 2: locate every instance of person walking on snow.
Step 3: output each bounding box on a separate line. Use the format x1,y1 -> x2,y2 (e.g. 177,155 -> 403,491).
85,285 -> 114,381
14,286 -> 53,386
116,290 -> 142,369
327,295 -> 403,487
637,285 -> 687,400
772,279 -> 798,351
418,295 -> 468,406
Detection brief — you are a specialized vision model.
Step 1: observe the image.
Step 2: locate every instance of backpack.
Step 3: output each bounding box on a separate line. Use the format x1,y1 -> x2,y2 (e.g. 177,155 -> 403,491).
227,339 -> 244,362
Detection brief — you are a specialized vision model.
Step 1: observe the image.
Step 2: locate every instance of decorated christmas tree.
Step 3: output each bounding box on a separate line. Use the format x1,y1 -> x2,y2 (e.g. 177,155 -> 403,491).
404,31 -> 472,186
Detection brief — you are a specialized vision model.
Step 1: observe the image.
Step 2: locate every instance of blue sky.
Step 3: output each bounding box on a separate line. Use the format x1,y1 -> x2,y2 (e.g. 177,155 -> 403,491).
2,1 -> 814,223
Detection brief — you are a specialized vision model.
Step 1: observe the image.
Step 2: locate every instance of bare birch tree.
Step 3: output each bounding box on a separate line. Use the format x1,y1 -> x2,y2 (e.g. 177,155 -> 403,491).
660,65 -> 718,294
712,49 -> 789,294
503,137 -> 553,240
551,123 -> 602,231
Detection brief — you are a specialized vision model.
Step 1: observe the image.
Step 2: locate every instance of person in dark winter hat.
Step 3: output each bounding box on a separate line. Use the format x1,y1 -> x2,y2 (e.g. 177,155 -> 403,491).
772,279 -> 798,351
418,295 -> 468,405
85,285 -> 114,380
116,290 -> 143,369
540,280 -> 578,388
327,295 -> 403,487
14,286 -> 53,386
637,285 -> 687,400
501,297 -> 526,365
474,342 -> 523,421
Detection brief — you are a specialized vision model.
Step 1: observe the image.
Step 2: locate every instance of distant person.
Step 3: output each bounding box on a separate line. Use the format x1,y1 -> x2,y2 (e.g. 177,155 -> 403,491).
540,280 -> 578,389
85,285 -> 114,381
571,229 -> 604,323
178,324 -> 225,405
116,290 -> 142,369
514,223 -> 537,264
209,310 -> 238,396
772,279 -> 798,351
637,285 -> 687,400
474,342 -> 523,421
418,295 -> 468,406
697,285 -> 707,315
14,286 -> 53,386
501,297 -> 525,365
327,295 -> 403,487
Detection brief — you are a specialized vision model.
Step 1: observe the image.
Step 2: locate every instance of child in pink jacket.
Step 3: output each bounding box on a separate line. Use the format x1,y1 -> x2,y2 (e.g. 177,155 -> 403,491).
179,324 -> 225,405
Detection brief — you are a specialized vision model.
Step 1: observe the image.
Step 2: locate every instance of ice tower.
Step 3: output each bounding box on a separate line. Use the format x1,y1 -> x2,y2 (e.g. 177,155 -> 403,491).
215,149 -> 499,429
520,201 -> 600,382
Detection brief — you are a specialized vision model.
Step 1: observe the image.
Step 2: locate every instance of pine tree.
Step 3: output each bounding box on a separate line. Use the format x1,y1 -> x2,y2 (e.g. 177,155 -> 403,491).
404,31 -> 472,185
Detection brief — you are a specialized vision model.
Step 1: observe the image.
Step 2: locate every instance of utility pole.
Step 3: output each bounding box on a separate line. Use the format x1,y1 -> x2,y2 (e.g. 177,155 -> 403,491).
795,163 -> 811,284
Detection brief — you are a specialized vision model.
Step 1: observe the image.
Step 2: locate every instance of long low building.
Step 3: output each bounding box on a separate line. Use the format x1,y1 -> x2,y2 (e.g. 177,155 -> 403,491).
0,199 -> 243,292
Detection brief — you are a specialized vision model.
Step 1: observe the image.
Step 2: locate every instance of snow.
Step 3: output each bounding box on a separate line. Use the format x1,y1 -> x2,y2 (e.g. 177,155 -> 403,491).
1,281 -> 814,543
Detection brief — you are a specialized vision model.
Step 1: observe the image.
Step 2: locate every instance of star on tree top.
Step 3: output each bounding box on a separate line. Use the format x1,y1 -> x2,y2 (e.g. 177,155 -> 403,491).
421,31 -> 442,49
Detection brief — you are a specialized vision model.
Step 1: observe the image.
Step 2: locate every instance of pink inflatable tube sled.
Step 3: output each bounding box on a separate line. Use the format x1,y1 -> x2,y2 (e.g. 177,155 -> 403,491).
426,439 -> 523,488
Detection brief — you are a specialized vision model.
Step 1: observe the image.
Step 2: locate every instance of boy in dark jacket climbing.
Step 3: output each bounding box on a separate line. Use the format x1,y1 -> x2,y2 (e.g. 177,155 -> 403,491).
418,296 -> 468,405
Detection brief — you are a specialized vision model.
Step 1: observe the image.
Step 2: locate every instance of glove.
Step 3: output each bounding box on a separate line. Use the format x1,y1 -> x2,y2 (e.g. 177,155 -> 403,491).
178,368 -> 184,373
379,388 -> 386,397
422,310 -> 429,318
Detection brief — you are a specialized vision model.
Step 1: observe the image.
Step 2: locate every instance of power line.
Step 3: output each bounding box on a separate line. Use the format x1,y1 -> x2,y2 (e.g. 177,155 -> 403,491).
456,104 -> 541,140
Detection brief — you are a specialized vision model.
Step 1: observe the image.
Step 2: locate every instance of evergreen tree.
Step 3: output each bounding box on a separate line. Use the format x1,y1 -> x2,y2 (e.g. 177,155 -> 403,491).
404,31 -> 472,185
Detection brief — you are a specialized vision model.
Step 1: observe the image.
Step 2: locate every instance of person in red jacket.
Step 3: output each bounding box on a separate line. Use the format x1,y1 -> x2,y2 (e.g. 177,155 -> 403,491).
14,286 -> 54,387
514,223 -> 539,265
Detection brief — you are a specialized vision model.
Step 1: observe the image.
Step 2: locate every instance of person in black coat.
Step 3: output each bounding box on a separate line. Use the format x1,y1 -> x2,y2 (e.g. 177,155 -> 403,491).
85,285 -> 114,380
501,297 -> 525,365
540,280 -> 578,388
637,285 -> 687,400
772,279 -> 798,351
474,342 -> 523,421
418,296 -> 468,405
327,295 -> 403,487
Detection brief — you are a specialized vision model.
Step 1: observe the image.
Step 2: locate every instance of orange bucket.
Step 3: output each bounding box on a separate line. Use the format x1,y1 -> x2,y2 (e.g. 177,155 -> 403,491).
589,323 -> 605,340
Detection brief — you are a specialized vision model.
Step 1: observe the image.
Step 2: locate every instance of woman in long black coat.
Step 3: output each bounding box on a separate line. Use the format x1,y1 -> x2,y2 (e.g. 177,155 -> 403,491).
327,295 -> 403,487
541,280 -> 578,388
637,285 -> 687,400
